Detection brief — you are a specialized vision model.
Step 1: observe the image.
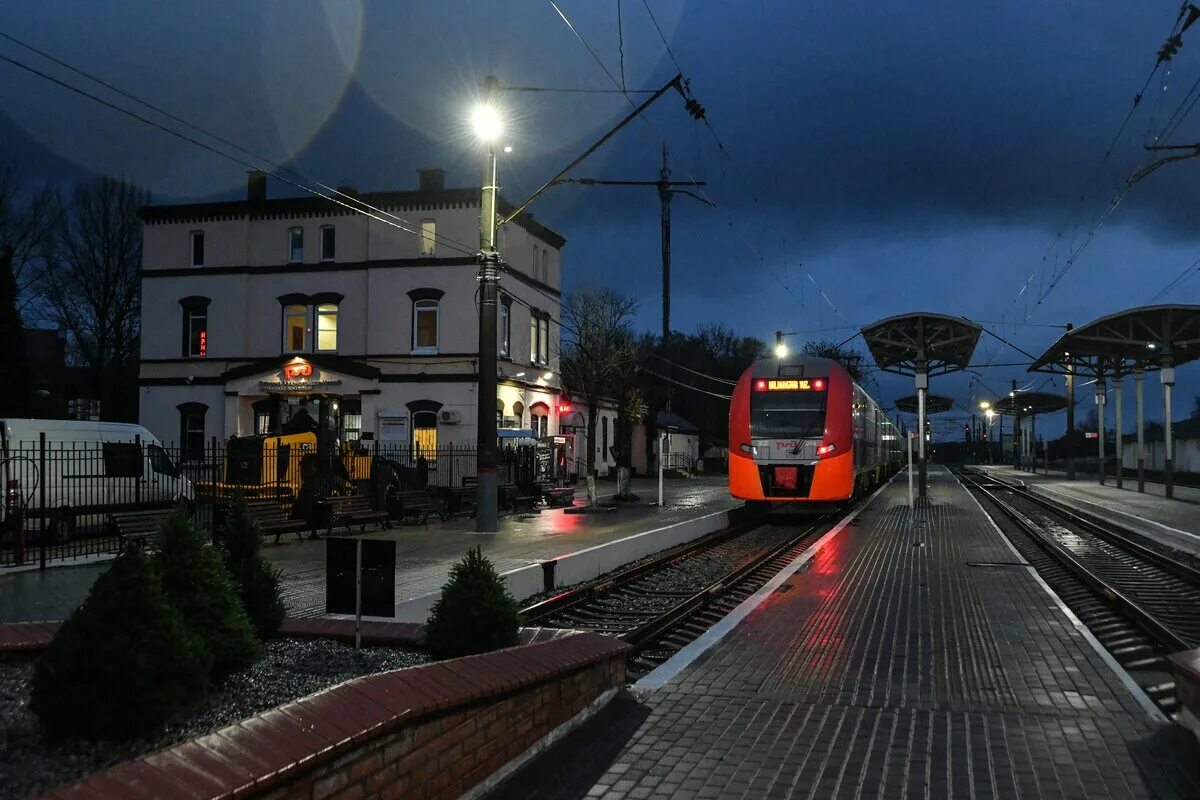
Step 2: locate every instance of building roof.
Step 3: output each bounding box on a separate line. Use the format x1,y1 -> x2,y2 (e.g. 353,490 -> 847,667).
894,394 -> 953,414
655,410 -> 699,434
139,188 -> 567,249
1029,304 -> 1200,376
860,312 -> 982,376
1123,416 -> 1200,443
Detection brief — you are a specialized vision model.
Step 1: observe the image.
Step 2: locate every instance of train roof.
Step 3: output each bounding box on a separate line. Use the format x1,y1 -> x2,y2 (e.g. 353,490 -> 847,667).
744,356 -> 843,379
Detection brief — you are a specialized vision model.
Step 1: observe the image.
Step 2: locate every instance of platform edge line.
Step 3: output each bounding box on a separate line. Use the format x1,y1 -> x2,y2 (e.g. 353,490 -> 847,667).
632,474 -> 897,693
955,470 -> 1169,724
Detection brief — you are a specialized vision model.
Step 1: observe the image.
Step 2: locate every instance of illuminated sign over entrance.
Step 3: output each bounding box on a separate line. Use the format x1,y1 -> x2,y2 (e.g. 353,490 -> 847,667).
284,362 -> 313,380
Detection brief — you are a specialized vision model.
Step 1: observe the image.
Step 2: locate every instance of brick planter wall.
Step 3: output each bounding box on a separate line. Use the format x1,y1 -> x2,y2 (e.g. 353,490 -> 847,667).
44,633 -> 629,800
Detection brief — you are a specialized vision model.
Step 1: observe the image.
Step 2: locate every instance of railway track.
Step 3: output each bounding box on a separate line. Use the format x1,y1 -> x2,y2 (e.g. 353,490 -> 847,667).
520,510 -> 841,679
955,467 -> 1200,716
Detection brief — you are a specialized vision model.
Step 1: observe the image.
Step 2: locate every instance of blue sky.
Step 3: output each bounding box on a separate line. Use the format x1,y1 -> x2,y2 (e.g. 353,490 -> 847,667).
2,1 -> 1198,438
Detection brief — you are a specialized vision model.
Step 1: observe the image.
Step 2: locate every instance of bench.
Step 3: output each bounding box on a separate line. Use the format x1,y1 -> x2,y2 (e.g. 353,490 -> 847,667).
546,487 -> 576,508
108,508 -> 175,548
390,490 -> 444,525
441,486 -> 477,517
244,499 -> 311,544
326,494 -> 389,534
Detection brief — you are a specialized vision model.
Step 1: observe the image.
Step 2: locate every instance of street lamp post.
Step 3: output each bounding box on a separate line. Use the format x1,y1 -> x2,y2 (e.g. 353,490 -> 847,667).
474,76 -> 503,533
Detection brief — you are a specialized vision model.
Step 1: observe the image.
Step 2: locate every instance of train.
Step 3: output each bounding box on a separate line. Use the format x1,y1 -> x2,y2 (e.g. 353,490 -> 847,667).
728,356 -> 904,503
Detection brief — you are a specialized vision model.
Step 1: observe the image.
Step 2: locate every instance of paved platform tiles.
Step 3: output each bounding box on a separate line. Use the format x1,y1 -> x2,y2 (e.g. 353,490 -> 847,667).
976,464 -> 1200,553
498,466 -> 1200,800
0,475 -> 735,623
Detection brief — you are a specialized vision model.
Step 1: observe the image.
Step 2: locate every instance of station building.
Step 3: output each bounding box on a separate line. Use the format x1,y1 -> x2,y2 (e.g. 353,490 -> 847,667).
137,170 -> 567,458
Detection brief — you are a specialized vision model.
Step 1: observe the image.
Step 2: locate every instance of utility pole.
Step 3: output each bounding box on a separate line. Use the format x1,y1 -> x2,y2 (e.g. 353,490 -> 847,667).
551,147 -> 713,411
1065,322 -> 1075,480
475,75 -> 502,533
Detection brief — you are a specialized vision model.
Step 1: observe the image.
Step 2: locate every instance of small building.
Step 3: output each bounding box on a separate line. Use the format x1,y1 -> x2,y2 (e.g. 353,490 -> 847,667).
1121,417 -> 1200,473
645,410 -> 701,473
137,170 -> 567,457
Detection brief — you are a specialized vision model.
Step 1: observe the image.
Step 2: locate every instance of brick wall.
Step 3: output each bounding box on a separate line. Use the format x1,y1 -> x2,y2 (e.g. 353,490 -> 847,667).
46,633 -> 629,800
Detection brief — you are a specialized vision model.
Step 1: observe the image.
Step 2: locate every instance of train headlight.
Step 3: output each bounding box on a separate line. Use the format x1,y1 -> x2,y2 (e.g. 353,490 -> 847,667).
816,443 -> 837,457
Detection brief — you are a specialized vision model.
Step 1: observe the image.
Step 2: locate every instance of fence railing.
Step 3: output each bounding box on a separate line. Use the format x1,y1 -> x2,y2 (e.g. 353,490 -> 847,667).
2,436 -> 565,569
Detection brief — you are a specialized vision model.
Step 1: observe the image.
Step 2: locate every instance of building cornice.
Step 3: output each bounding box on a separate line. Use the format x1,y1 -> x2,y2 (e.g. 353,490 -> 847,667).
141,256 -> 477,278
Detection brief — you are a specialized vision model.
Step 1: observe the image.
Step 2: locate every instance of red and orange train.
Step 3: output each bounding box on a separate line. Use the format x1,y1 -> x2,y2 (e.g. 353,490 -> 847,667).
729,356 -> 903,503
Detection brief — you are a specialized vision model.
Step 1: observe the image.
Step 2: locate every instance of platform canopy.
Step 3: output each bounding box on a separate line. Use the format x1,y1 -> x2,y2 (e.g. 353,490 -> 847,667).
860,312 -> 983,376
894,394 -> 953,414
1028,304 -> 1200,377
986,391 -> 1068,417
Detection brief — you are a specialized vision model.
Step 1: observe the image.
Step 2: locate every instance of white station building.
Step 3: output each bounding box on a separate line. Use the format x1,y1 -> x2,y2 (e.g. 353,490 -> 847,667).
137,170 -> 569,459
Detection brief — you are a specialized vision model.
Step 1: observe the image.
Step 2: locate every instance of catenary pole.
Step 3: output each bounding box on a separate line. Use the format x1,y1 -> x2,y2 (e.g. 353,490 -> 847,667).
475,75 -> 501,533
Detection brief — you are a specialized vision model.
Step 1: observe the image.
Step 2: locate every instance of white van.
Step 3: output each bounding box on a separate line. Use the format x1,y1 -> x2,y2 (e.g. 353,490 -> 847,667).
1,419 -> 194,537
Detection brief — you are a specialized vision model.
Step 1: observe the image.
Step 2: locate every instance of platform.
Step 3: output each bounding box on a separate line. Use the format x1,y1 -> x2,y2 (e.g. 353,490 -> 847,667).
0,475 -> 737,623
495,466 -> 1200,800
976,465 -> 1200,557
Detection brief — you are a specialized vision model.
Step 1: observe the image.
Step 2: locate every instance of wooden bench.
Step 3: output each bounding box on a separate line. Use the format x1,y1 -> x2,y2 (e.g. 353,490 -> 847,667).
326,494 -> 389,534
108,508 -> 175,548
244,499 -> 311,544
391,490 -> 444,525
441,486 -> 477,517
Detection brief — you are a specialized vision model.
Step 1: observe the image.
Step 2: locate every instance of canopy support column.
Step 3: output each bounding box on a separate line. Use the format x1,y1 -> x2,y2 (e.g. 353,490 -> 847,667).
1065,361 -> 1075,480
1096,380 -> 1106,486
1163,359 -> 1175,499
916,367 -> 928,499
1135,369 -> 1145,493
1114,377 -> 1123,489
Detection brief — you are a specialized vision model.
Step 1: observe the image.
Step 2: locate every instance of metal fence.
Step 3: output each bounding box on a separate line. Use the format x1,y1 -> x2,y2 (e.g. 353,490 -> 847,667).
2,436 -> 558,569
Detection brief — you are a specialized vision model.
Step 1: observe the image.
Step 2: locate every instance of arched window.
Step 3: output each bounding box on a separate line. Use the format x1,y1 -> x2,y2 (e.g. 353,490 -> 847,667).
177,402 -> 207,462
282,304 -> 308,353
530,402 -> 550,438
315,303 -> 338,352
179,296 -> 210,358
409,288 -> 444,353
412,410 -> 438,453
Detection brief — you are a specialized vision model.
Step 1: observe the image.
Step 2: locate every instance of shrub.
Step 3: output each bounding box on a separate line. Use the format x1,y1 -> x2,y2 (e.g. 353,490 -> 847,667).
30,545 -> 210,739
423,547 -> 520,660
219,491 -> 286,637
156,504 -> 261,678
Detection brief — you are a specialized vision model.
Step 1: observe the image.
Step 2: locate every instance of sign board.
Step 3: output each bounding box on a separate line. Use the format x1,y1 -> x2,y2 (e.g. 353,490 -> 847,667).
326,537 -> 397,617
1085,432 -> 1099,439
379,414 -> 409,445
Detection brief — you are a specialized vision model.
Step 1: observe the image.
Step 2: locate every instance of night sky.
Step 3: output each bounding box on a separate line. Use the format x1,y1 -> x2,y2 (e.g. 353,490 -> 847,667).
2,1 -> 1198,439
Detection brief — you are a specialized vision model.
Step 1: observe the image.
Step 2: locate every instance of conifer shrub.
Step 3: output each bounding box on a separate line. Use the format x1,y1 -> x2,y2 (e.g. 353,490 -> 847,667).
423,547 -> 520,660
219,491 -> 285,637
156,504 -> 262,678
30,545 -> 211,739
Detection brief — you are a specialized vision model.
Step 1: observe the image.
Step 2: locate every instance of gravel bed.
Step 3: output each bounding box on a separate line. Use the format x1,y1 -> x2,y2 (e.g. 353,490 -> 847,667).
537,524 -> 804,630
0,638 -> 427,800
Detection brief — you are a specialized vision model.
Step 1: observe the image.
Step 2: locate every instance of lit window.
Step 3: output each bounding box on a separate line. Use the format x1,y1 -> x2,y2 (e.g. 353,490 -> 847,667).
413,410 -> 438,452
320,225 -> 335,261
283,304 -> 308,353
499,301 -> 510,357
538,317 -> 550,364
316,304 -> 338,352
190,230 -> 204,267
289,227 -> 304,263
413,299 -> 439,351
420,219 -> 436,256
180,296 -> 210,358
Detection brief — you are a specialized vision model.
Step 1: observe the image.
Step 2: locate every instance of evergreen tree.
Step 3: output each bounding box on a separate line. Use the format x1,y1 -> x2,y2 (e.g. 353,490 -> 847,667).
30,546 -> 210,739
424,547 -> 519,660
219,491 -> 286,637
156,504 -> 262,678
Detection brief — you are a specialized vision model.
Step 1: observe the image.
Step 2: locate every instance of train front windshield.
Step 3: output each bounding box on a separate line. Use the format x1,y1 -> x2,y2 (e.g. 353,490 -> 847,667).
750,389 -> 826,439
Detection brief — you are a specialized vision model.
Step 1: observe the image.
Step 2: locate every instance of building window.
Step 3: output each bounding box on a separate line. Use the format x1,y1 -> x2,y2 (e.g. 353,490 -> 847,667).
320,225 -> 335,261
283,304 -> 309,353
530,313 -> 538,363
532,245 -> 540,280
420,219 -> 436,256
499,298 -> 511,357
541,249 -> 549,283
179,296 -> 210,358
253,398 -> 273,436
531,403 -> 549,437
189,230 -> 204,267
316,303 -> 338,352
538,317 -> 550,365
602,416 -> 609,462
413,410 -> 438,453
407,288 -> 445,353
289,226 -> 304,263
178,402 -> 207,462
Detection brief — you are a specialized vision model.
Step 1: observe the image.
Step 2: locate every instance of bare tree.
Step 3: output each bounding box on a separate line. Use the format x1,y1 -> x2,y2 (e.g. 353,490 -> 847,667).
41,177 -> 146,416
801,338 -> 866,382
560,289 -> 638,505
0,164 -> 58,311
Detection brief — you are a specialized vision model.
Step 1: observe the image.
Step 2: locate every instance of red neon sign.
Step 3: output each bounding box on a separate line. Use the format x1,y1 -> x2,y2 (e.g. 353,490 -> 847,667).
198,331 -> 207,357
558,403 -> 572,413
284,362 -> 313,380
